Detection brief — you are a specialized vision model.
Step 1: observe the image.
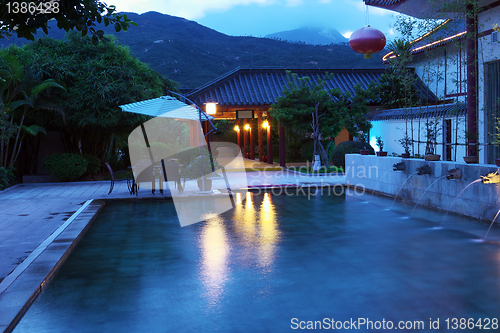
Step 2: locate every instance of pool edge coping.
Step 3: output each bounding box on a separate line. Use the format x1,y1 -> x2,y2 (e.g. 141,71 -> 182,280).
0,199 -> 106,333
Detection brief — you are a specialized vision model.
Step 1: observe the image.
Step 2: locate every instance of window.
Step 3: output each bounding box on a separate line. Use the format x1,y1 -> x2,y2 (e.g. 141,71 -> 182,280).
487,61 -> 500,163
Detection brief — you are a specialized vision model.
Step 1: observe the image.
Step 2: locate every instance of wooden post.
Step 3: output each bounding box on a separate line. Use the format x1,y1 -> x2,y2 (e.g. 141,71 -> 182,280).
279,123 -> 286,167
250,119 -> 255,160
237,119 -> 242,152
267,114 -> 273,164
206,121 -> 212,153
466,4 -> 478,157
243,119 -> 248,158
258,113 -> 263,161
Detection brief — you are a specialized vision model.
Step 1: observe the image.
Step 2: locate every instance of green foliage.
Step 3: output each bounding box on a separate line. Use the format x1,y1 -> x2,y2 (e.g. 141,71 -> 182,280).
44,153 -> 88,181
376,136 -> 384,151
331,141 -> 375,170
0,166 -> 15,190
0,0 -> 136,43
1,33 -> 176,163
272,71 -> 374,168
299,139 -> 335,161
378,39 -> 422,109
83,154 -> 101,176
398,133 -> 412,154
181,150 -> 221,180
0,53 -> 64,168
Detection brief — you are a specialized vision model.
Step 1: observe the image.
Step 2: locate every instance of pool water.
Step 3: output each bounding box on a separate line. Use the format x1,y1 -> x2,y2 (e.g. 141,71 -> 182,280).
13,192 -> 500,332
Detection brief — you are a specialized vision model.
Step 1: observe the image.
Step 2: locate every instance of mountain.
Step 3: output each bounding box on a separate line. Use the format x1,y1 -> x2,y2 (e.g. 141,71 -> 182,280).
0,12 -> 385,89
265,27 -> 349,45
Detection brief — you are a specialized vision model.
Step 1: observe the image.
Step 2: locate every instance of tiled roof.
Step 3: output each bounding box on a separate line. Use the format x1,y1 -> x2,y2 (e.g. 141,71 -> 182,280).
187,67 -> 436,107
364,0 -> 406,6
368,102 -> 466,121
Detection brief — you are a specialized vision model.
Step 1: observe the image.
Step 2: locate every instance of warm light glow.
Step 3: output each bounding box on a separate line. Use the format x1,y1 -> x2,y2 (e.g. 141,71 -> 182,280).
200,216 -> 229,306
262,120 -> 269,129
234,125 -> 240,132
244,124 -> 251,131
206,102 -> 217,115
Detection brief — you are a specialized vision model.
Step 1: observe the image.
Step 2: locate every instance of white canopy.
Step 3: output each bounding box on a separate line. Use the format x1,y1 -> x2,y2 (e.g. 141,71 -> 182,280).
120,95 -> 213,121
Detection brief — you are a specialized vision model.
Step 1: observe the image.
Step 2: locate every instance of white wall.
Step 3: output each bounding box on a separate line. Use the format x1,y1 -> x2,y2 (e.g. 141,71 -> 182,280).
370,115 -> 467,161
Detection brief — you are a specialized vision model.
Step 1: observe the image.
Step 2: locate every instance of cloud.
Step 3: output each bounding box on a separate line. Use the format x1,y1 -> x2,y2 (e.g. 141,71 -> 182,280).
115,0 -> 278,19
342,30 -> 353,39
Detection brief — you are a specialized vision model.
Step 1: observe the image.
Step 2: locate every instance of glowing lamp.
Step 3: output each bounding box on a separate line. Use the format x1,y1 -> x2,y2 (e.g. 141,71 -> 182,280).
234,125 -> 240,132
244,124 -> 251,131
262,120 -> 269,129
205,102 -> 217,115
349,25 -> 386,59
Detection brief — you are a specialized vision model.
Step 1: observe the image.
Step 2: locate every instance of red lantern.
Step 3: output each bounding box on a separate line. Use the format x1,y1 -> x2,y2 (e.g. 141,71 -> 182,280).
349,25 -> 386,59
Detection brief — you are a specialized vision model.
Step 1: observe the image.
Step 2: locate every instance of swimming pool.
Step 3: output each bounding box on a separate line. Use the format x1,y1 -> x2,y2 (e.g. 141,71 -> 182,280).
12,192 -> 500,332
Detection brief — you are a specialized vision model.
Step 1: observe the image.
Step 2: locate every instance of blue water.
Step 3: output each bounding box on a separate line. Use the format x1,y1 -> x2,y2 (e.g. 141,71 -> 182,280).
13,192 -> 500,332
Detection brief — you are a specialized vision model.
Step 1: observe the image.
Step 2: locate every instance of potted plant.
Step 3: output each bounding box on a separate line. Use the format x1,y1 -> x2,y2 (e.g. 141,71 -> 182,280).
424,121 -> 441,161
398,133 -> 411,158
358,132 -> 370,155
181,150 -> 221,191
463,131 -> 480,164
376,136 -> 387,156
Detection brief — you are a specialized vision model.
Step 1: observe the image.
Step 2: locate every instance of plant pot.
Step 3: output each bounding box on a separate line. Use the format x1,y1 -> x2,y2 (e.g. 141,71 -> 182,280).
424,154 -> 441,161
359,149 -> 370,155
376,151 -> 388,157
263,155 -> 268,163
463,156 -> 479,164
496,159 -> 500,167
401,153 -> 410,158
197,179 -> 212,191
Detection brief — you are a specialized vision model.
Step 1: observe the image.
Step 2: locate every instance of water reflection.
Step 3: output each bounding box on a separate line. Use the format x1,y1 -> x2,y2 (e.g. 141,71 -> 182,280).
199,193 -> 280,305
200,216 -> 229,307
233,192 -> 280,268
258,193 -> 279,268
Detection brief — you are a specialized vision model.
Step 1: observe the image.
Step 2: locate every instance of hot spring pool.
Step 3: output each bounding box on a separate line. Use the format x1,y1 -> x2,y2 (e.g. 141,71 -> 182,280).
12,192 -> 500,332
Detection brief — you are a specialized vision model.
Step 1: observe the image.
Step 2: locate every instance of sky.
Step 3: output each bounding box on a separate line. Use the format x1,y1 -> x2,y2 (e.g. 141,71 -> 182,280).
113,0 -> 400,40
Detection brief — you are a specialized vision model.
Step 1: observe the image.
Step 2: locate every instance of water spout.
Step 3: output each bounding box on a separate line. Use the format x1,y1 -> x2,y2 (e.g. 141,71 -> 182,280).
410,175 -> 448,216
393,161 -> 406,171
391,172 -> 418,209
481,172 -> 500,184
483,208 -> 500,241
446,168 -> 462,180
416,164 -> 431,175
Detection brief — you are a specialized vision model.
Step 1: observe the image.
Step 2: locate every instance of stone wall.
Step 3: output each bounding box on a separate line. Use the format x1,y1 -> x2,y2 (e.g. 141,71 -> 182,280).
345,154 -> 500,222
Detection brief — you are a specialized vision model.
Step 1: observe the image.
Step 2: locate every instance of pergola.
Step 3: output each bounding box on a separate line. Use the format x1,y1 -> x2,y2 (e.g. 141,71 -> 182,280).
187,67 -> 393,166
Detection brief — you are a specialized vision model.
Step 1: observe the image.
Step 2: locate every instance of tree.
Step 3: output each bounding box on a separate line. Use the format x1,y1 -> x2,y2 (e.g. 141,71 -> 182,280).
0,53 -> 65,168
1,31 -> 177,163
271,72 -> 345,169
0,0 -> 136,44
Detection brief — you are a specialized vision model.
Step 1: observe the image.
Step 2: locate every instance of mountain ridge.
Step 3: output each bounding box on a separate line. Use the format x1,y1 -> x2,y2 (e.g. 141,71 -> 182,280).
265,27 -> 348,45
0,11 -> 386,88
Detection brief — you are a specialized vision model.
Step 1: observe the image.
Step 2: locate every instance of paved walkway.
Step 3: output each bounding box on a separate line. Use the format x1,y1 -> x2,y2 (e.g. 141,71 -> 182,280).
0,169 -> 345,332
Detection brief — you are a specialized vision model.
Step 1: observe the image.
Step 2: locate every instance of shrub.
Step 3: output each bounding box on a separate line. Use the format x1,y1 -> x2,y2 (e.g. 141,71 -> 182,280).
300,140 -> 314,160
0,166 -> 16,190
83,154 -> 101,176
44,153 -> 88,181
331,141 -> 375,169
300,140 -> 335,162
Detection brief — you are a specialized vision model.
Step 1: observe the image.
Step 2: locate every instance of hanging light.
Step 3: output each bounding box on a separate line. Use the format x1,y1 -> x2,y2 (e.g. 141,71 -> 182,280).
205,101 -> 217,115
234,125 -> 240,132
262,120 -> 269,129
349,25 -> 386,59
